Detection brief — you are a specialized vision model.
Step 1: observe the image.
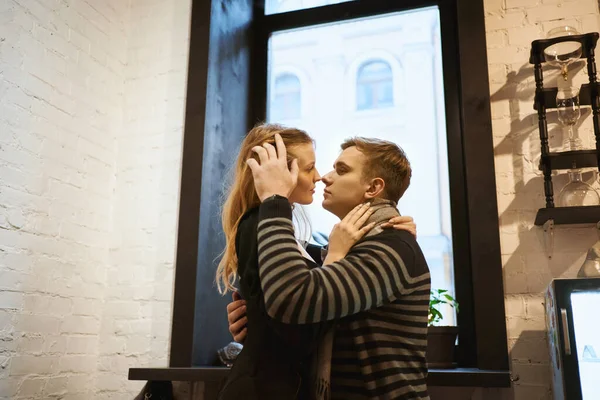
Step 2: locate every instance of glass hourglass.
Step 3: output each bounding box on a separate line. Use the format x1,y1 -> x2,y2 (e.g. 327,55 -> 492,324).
557,170 -> 600,207
556,87 -> 582,151
544,26 -> 582,81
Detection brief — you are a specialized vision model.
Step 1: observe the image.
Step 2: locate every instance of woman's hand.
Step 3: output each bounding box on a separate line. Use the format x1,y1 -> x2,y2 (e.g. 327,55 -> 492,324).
324,203 -> 375,264
381,215 -> 417,238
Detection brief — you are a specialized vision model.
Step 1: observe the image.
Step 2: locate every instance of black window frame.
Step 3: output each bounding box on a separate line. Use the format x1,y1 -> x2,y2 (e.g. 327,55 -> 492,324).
252,0 -> 508,374
168,0 -> 510,387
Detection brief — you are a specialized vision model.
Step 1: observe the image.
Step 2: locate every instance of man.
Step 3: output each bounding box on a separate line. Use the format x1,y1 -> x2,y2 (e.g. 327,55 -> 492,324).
230,135 -> 431,400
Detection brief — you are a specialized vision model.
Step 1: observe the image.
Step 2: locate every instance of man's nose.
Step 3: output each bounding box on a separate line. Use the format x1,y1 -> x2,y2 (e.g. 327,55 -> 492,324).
321,173 -> 332,185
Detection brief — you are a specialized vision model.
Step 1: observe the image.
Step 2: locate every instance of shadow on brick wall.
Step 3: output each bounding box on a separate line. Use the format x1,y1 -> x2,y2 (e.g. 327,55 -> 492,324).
429,330 -> 552,400
508,329 -> 553,399
490,60 -> 596,296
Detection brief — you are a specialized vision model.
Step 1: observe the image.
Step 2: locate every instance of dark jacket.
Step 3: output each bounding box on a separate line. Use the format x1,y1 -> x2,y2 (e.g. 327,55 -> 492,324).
217,208 -> 326,400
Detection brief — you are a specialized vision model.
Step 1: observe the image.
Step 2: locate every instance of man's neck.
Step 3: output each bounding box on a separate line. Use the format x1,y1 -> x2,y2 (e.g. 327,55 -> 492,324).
364,199 -> 399,231
335,198 -> 398,221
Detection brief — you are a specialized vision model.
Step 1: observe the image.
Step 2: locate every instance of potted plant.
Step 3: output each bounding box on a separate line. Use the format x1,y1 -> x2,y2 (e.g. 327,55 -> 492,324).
427,289 -> 459,369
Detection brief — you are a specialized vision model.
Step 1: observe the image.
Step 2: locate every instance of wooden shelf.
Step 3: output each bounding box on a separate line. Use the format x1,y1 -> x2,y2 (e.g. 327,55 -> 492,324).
530,32 -> 599,64
530,32 -> 600,226
128,367 -> 511,388
535,206 -> 600,225
533,83 -> 598,110
129,367 -> 228,382
539,150 -> 598,170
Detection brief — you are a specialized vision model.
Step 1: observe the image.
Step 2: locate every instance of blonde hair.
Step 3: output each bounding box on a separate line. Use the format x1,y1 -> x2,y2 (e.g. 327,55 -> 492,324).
217,123 -> 314,294
341,137 -> 412,202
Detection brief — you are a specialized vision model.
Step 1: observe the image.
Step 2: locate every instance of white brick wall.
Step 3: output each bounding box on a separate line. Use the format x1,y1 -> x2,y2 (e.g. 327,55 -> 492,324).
96,0 -> 190,397
3,0 -> 600,399
483,0 -> 600,399
0,0 -> 189,399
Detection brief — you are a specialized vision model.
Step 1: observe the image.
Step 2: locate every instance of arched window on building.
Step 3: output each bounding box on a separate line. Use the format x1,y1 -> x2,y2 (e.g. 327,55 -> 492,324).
356,60 -> 393,110
270,73 -> 302,121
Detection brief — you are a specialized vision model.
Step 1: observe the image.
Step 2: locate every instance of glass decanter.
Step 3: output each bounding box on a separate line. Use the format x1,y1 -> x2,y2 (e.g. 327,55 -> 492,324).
557,170 -> 600,207
556,87 -> 582,151
544,26 -> 582,81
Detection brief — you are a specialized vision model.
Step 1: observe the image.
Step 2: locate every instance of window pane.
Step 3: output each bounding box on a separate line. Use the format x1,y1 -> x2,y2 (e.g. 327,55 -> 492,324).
358,61 -> 392,81
356,84 -> 373,110
265,0 -> 356,15
267,7 -> 455,325
270,74 -> 302,121
380,80 -> 394,105
357,61 -> 394,110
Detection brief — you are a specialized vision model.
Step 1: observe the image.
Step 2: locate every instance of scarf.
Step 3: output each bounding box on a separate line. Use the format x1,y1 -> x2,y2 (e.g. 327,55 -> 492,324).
310,199 -> 400,400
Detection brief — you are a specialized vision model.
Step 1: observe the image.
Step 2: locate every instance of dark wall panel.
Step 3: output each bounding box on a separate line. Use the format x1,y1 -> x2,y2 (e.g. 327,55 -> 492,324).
192,0 -> 254,366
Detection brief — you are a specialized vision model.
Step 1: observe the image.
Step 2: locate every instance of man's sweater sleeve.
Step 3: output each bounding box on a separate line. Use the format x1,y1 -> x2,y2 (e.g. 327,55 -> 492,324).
257,197 -> 431,324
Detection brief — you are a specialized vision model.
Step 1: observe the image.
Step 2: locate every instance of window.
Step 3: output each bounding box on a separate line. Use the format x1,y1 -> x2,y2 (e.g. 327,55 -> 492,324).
265,0 -> 356,15
173,0 -> 508,383
356,60 -> 394,110
254,1 -> 507,376
268,8 -> 454,324
270,73 -> 302,121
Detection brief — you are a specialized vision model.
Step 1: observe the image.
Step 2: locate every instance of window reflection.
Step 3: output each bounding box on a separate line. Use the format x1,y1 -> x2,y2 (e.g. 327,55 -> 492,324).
270,73 -> 302,121
267,7 -> 455,325
357,60 -> 394,110
265,0 -> 356,15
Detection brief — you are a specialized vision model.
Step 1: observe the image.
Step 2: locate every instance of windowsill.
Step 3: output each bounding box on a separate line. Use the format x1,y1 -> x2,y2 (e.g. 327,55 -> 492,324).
427,368 -> 511,387
128,366 -> 511,388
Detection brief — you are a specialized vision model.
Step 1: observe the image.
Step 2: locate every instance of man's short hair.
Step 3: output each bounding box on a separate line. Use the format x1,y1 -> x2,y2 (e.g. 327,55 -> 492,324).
341,137 -> 411,202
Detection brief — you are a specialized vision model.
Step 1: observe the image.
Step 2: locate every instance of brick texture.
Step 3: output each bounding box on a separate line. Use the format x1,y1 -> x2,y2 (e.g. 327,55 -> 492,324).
2,0 -> 599,399
483,0 -> 600,399
0,0 -> 189,398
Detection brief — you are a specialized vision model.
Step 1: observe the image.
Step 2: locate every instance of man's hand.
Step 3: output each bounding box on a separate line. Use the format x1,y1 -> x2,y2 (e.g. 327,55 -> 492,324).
246,133 -> 299,202
227,292 -> 247,343
381,215 -> 417,238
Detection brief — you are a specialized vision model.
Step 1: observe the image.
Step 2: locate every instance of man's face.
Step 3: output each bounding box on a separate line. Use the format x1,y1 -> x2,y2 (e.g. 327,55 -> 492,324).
321,146 -> 371,219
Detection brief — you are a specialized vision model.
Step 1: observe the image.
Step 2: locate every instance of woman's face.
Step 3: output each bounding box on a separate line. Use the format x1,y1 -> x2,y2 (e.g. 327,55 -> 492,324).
288,143 -> 321,205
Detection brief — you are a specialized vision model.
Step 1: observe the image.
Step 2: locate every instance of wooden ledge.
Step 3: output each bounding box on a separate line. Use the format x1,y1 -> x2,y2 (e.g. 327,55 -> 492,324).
128,367 -> 511,388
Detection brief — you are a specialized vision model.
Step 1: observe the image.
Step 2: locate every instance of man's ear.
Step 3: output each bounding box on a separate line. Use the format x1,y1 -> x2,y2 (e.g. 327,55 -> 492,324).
364,177 -> 385,200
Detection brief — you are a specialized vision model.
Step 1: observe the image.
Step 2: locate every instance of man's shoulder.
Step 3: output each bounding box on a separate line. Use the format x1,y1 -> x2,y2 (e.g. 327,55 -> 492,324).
357,229 -> 429,273
363,227 -> 421,251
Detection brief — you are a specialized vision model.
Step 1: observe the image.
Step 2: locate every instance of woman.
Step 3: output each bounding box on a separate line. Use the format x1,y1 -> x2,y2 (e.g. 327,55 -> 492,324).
216,123 -> 416,399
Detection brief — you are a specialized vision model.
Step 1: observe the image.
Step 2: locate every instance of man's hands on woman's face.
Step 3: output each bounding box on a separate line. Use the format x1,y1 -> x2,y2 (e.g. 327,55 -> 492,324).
227,292 -> 247,343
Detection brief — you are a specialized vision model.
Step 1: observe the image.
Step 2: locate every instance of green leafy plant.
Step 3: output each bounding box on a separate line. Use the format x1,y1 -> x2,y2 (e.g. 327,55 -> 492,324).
429,289 -> 459,326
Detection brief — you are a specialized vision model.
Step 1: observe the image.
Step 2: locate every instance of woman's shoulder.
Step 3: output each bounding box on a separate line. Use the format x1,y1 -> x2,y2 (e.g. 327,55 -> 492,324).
235,207 -> 261,297
235,207 -> 260,252
238,207 -> 260,234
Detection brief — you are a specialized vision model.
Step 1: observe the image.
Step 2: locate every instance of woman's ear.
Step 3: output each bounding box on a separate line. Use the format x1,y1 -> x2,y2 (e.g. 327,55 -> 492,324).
364,177 -> 385,200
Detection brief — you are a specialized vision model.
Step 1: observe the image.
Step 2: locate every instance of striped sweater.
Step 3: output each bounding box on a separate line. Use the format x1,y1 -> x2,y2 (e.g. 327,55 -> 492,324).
257,198 -> 431,400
